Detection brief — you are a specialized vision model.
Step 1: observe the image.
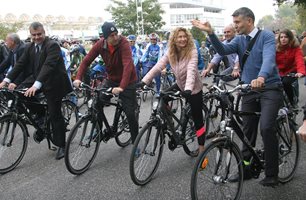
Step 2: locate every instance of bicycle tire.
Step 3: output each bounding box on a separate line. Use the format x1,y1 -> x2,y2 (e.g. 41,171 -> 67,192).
115,111 -> 132,147
129,120 -> 164,186
65,115 -> 101,175
277,117 -> 300,183
61,100 -> 79,133
204,93 -> 225,139
182,103 -> 209,157
0,114 -> 28,174
191,139 -> 243,200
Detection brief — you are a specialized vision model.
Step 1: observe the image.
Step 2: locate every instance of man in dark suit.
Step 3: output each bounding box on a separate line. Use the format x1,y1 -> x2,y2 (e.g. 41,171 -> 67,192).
0,33 -> 29,88
0,22 -> 73,160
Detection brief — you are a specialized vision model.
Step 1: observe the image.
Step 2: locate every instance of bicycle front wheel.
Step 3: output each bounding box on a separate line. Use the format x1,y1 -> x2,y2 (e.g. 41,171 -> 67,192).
277,117 -> 300,183
115,111 -> 132,147
0,114 -> 28,174
191,139 -> 243,200
65,116 -> 101,175
129,120 -> 164,185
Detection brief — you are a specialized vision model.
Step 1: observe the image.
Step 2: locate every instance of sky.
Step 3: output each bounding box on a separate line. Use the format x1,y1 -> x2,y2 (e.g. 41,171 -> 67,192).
0,0 -> 277,25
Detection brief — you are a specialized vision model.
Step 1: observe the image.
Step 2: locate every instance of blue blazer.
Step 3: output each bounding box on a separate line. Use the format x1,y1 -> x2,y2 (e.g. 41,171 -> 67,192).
209,30 -> 280,85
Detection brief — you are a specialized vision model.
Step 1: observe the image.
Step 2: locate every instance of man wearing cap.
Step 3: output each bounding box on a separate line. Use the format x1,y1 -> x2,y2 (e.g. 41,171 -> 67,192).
73,22 -> 139,143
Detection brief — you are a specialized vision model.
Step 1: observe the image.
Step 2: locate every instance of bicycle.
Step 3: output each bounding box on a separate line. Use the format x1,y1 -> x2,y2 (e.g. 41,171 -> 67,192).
190,83 -> 300,200
129,86 -> 209,186
0,88 -> 78,174
64,82 -> 141,175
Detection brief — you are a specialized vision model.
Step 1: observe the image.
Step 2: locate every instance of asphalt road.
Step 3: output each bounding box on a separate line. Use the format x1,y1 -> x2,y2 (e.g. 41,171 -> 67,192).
1,78 -> 306,200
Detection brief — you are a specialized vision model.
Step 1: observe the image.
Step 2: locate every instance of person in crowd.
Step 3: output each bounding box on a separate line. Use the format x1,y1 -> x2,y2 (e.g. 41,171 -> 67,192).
128,35 -> 143,82
0,22 -> 73,160
300,34 -> 306,85
139,27 -> 206,153
141,33 -> 161,96
192,7 -> 283,187
202,24 -> 240,83
0,40 -> 9,81
73,22 -> 139,143
298,105 -> 306,142
0,33 -> 28,89
276,29 -> 305,106
199,41 -> 210,68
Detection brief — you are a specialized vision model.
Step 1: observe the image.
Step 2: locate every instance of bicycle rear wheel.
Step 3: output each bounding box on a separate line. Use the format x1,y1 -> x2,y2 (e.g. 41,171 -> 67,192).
204,93 -> 225,139
0,114 -> 28,174
65,116 -> 101,175
129,121 -> 164,185
191,139 -> 243,200
277,117 -> 300,183
61,100 -> 79,133
183,104 -> 209,157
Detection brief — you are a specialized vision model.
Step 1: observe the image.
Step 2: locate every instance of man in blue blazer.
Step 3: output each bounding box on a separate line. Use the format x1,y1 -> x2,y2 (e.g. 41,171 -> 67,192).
192,7 -> 283,186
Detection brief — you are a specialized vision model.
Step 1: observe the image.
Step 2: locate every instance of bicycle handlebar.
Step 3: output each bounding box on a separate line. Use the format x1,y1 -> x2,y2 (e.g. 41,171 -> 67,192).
79,82 -> 114,96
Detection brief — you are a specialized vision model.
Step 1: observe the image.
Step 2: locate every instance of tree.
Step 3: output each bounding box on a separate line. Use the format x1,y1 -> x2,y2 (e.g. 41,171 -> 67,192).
0,23 -> 23,40
257,3 -> 303,33
275,0 -> 306,8
190,25 -> 206,43
106,0 -> 165,35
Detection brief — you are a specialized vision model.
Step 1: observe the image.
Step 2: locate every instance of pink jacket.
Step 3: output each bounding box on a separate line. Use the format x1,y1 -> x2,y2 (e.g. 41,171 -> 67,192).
142,47 -> 202,94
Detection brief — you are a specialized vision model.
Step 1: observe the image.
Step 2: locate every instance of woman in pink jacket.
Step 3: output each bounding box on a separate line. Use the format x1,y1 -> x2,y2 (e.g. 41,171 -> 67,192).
141,27 -> 206,152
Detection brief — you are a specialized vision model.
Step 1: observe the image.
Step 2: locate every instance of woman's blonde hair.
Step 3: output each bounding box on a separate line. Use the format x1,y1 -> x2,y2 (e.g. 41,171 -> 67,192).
168,27 -> 195,66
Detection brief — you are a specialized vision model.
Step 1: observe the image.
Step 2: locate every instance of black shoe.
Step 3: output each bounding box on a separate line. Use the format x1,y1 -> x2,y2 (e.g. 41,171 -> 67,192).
33,131 -> 45,144
228,166 -> 253,182
259,176 -> 279,187
55,147 -> 65,160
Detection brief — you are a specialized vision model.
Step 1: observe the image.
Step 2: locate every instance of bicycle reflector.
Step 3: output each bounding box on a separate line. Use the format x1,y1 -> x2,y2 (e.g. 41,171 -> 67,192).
7,99 -> 13,108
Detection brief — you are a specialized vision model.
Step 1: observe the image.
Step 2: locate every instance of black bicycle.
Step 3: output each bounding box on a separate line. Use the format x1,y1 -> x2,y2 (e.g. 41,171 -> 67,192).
0,88 -> 78,174
191,84 -> 300,200
129,86 -> 209,186
64,82 -> 141,175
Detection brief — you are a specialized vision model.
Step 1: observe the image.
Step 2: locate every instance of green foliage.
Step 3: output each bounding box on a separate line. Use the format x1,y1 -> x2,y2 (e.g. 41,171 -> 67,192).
275,0 -> 306,8
190,26 -> 206,44
106,0 -> 165,35
0,23 -> 23,40
257,3 -> 305,33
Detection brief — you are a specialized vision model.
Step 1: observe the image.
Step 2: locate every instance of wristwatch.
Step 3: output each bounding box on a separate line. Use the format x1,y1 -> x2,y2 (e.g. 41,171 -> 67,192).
233,66 -> 239,70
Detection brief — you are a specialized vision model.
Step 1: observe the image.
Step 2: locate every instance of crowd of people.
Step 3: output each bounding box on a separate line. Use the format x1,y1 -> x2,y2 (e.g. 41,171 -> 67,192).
0,6 -> 306,191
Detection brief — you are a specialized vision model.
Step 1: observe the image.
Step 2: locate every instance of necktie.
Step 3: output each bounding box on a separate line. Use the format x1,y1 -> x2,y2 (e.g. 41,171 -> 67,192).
34,45 -> 40,70
245,35 -> 252,46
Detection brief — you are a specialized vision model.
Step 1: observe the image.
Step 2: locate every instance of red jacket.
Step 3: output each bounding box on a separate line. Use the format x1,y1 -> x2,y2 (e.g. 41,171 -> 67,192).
76,36 -> 137,89
276,47 -> 305,76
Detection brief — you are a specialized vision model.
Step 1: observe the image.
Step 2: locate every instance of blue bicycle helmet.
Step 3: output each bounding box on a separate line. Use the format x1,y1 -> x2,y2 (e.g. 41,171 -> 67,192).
127,35 -> 136,41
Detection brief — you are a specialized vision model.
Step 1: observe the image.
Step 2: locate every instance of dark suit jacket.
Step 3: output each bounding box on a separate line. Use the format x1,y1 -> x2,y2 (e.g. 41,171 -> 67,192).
0,41 -> 27,85
7,37 -> 72,100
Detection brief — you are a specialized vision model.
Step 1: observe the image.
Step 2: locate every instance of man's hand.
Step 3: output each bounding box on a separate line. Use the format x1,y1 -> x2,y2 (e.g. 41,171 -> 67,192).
191,19 -> 213,34
24,86 -> 38,97
231,69 -> 240,78
0,81 -> 8,89
251,77 -> 265,89
112,87 -> 123,95
201,69 -> 211,77
298,121 -> 306,142
73,80 -> 82,88
8,83 -> 17,90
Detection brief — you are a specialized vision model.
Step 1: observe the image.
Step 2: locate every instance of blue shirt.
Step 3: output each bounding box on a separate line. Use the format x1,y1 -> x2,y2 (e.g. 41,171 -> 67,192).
208,28 -> 280,85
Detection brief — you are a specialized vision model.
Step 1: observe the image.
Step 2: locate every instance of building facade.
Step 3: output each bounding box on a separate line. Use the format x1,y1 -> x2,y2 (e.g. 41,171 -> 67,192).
159,0 -> 225,34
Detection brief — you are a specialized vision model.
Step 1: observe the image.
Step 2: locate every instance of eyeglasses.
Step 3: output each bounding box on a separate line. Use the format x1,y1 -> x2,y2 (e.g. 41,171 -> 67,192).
31,33 -> 43,37
151,39 -> 157,41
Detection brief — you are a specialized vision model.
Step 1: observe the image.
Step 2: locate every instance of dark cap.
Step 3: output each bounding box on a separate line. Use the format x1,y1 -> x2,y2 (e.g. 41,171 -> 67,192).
102,22 -> 118,39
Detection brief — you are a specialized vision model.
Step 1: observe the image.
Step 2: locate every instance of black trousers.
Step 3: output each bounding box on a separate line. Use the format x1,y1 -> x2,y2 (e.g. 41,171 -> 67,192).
100,79 -> 139,143
165,84 -> 205,145
46,95 -> 66,148
241,86 -> 283,177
